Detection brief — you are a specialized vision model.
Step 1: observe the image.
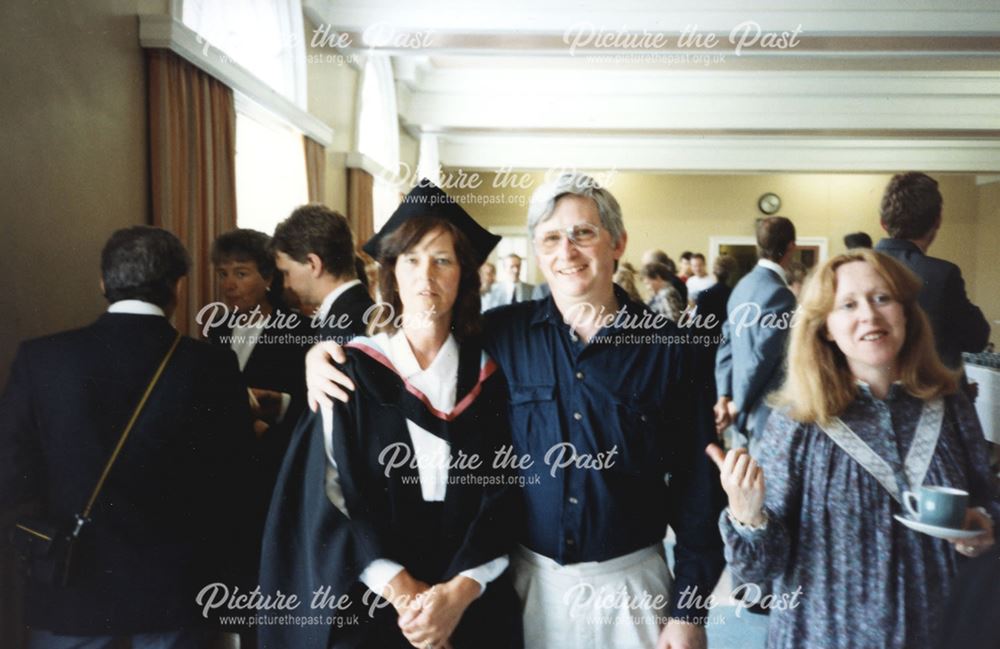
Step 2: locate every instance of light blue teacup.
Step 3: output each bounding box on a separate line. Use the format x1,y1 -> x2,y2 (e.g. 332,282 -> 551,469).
902,486 -> 968,529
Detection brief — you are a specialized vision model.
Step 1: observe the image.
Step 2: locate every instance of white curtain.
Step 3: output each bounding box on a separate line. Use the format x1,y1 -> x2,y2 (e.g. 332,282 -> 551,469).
357,53 -> 402,228
357,54 -> 401,177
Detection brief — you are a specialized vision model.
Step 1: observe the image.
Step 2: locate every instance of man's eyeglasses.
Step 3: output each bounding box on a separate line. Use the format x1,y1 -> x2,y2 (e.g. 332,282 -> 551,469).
534,223 -> 603,253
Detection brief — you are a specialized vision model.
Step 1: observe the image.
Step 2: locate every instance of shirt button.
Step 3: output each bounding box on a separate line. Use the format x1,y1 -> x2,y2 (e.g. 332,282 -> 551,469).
575,371 -> 584,380
573,412 -> 582,421
568,496 -> 579,504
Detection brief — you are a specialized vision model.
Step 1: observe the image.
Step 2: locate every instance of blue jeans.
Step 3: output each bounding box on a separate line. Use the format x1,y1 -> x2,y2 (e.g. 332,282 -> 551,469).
29,629 -> 215,649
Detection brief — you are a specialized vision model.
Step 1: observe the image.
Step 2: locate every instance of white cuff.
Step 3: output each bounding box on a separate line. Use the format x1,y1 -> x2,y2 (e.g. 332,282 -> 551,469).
726,507 -> 768,532
457,556 -> 510,596
360,559 -> 406,596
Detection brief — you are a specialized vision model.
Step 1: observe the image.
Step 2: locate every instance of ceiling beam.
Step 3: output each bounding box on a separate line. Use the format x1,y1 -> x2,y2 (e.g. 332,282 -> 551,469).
438,135 -> 1000,173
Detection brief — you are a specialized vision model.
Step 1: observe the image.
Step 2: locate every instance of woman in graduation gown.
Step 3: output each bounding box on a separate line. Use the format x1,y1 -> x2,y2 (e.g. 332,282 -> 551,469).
259,183 -> 523,649
708,249 -> 998,649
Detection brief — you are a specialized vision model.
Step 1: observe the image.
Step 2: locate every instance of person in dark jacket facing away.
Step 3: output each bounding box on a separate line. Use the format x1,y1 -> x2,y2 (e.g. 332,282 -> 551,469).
0,226 -> 253,649
692,254 -> 737,402
874,171 -> 990,370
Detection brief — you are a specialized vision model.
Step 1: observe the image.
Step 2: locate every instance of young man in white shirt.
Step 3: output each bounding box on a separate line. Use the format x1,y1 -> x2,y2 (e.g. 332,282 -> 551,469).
272,204 -> 373,342
684,253 -> 717,304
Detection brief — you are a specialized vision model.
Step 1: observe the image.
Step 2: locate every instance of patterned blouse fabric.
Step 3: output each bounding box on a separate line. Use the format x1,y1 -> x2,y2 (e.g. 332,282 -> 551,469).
647,286 -> 685,322
720,385 -> 1000,649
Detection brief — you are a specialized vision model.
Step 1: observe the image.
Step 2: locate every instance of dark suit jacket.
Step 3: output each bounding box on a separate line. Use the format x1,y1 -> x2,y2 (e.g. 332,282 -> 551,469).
693,281 -> 732,397
0,313 -> 253,635
207,313 -> 308,424
307,282 -> 374,342
669,274 -> 688,304
207,313 -> 308,588
695,281 -> 731,340
229,330 -> 305,400
714,264 -> 796,438
875,238 -> 990,369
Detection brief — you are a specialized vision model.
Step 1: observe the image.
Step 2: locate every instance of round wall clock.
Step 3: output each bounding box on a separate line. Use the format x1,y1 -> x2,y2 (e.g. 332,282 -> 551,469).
758,192 -> 781,215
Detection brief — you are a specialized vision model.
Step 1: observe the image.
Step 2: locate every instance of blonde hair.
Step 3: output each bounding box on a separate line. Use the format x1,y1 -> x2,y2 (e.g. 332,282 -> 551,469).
614,263 -> 643,303
773,249 -> 958,424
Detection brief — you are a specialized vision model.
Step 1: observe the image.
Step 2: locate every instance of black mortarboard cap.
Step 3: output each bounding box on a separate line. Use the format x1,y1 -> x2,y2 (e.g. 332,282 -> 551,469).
362,180 -> 501,265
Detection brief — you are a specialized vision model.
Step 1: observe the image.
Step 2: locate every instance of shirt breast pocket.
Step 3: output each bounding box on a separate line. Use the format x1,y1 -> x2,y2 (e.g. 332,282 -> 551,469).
508,383 -> 558,458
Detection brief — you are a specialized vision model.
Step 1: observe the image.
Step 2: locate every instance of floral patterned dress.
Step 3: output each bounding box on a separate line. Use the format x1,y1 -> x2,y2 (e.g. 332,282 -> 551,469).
720,385 -> 1000,649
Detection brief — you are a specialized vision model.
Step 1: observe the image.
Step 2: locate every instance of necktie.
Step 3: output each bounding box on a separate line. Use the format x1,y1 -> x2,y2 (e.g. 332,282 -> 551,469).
511,286 -> 519,304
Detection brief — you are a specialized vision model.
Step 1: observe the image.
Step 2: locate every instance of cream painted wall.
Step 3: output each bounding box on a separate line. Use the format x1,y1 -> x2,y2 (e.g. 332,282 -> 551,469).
304,17 -> 358,214
0,0 -> 148,381
444,171 -> 984,304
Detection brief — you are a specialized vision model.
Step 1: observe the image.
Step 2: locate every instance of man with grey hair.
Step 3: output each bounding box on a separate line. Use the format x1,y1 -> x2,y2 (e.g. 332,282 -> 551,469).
0,226 -> 253,649
305,174 -> 724,649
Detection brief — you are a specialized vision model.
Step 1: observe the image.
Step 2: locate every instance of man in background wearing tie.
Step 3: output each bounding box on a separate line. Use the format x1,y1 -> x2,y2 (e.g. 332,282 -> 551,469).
714,217 -> 798,452
495,253 -> 535,305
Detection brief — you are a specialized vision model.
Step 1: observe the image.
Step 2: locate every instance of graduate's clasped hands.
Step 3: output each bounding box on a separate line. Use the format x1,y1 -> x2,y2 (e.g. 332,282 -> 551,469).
386,571 -> 482,649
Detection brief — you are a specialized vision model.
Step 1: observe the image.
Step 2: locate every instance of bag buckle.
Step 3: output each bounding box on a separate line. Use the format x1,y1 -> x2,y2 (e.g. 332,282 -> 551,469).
71,514 -> 89,539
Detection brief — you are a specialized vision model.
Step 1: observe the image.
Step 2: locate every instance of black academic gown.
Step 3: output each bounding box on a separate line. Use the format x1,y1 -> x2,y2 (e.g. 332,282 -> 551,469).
207,313 -> 308,593
259,335 -> 523,649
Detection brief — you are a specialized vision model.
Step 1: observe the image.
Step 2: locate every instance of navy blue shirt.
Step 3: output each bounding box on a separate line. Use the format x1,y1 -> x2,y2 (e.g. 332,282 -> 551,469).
484,286 -> 725,621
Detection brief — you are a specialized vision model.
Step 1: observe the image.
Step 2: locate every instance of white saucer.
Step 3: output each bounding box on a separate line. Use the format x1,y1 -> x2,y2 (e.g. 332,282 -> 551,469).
893,514 -> 987,540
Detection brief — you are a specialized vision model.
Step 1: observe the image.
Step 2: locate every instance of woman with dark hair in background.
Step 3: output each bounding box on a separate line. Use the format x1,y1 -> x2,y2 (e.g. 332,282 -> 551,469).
708,249 -> 998,649
640,261 -> 685,321
208,228 -> 307,647
210,228 -> 307,436
843,231 -> 873,249
260,183 -> 522,649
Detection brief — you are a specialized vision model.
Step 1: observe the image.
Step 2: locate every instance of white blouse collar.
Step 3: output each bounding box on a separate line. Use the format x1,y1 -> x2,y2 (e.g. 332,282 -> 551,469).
388,330 -> 459,384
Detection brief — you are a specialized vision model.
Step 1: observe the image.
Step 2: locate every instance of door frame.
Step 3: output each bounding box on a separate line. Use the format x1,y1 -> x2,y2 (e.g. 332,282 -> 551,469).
708,236 -> 828,267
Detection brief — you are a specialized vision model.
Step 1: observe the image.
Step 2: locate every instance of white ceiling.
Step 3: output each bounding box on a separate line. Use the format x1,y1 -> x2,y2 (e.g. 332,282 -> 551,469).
305,0 -> 1000,172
